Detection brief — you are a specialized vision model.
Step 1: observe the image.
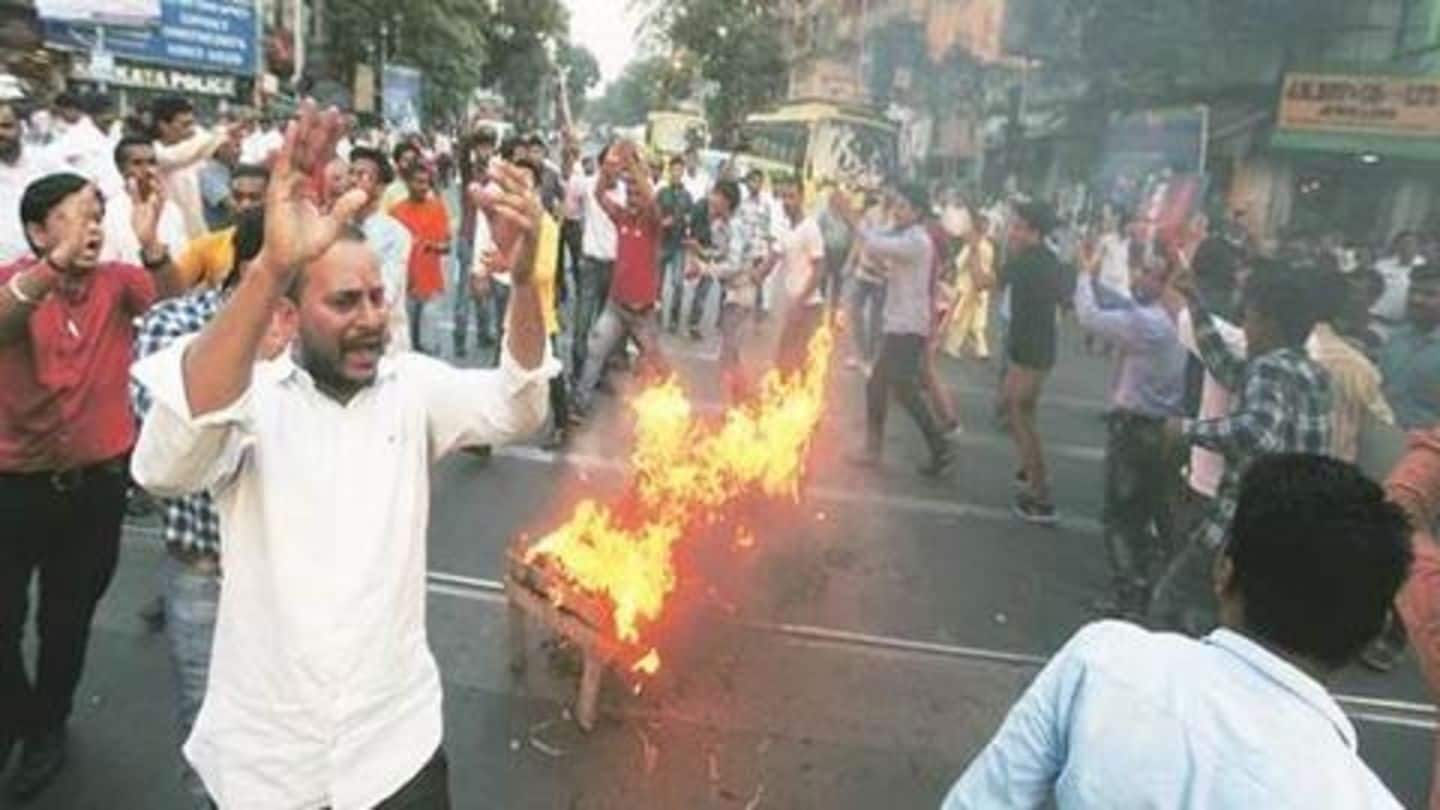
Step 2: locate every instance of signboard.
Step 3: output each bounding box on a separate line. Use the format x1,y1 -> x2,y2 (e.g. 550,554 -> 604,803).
43,0 -> 257,76
1278,71 -> 1440,139
35,0 -> 158,24
70,55 -> 238,96
382,64 -> 423,132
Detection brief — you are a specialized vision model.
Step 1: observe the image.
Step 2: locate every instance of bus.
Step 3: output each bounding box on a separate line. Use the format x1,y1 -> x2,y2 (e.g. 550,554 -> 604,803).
736,101 -> 899,199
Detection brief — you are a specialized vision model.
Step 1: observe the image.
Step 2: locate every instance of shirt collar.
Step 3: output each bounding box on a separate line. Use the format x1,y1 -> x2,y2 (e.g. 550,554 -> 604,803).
1203,628 -> 1357,750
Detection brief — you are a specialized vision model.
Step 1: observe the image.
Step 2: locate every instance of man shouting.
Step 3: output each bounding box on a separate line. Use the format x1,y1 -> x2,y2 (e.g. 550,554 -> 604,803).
130,102 -> 556,809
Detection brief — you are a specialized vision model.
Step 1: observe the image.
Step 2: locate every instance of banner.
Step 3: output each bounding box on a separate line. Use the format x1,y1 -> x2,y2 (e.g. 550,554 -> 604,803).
1278,71 -> 1440,139
382,65 -> 423,132
43,0 -> 257,76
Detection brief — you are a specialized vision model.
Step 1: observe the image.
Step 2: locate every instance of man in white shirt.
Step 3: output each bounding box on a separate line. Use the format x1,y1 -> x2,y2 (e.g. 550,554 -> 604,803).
47,92 -> 118,192
942,453 -> 1410,810
1372,231 -> 1427,332
573,142 -> 625,379
773,176 -> 827,375
0,101 -> 63,265
129,103 -> 555,810
151,95 -> 232,239
100,137 -> 188,266
345,146 -> 413,351
681,145 -> 711,202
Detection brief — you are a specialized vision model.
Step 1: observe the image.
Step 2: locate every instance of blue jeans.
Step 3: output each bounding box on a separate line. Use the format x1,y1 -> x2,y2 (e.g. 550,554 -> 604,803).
660,247 -> 687,328
163,555 -> 220,810
571,258 -> 613,377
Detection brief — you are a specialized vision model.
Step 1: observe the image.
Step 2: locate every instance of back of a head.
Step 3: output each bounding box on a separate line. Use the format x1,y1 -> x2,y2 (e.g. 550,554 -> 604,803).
150,94 -> 192,126
1308,267 -> 1350,325
1227,454 -> 1410,671
1243,263 -> 1321,347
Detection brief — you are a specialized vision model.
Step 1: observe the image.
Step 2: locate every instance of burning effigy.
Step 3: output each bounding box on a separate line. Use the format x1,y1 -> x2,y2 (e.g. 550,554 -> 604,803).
506,324 -> 835,729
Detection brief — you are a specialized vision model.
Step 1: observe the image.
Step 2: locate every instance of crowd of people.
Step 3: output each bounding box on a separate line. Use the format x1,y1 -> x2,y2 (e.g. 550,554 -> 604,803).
3,84 -> 1440,809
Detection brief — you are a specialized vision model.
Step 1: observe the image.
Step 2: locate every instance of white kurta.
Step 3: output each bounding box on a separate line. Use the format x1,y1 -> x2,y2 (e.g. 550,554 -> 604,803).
130,340 -> 556,810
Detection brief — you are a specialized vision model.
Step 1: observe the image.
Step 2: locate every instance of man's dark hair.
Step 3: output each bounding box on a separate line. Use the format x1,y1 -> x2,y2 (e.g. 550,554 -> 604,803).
113,135 -> 153,171
511,157 -> 544,191
745,168 -> 765,183
1310,267 -> 1351,324
499,135 -> 525,162
1226,454 -> 1410,671
1243,264 -> 1321,347
349,147 -> 393,185
472,127 -> 498,147
712,180 -> 741,214
20,172 -> 90,254
84,93 -> 114,117
524,132 -> 546,149
232,164 -> 270,184
150,94 -> 194,125
223,208 -> 266,291
391,141 -> 420,164
668,155 -> 685,169
53,91 -> 81,111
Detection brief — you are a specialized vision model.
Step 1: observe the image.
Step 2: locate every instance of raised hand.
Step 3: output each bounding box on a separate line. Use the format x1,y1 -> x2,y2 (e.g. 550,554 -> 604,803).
129,167 -> 165,254
255,100 -> 367,281
484,160 -> 543,286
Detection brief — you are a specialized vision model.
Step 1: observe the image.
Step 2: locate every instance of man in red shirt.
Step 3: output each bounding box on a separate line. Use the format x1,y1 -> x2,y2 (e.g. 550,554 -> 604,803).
0,171 -> 179,799
573,140 -> 666,415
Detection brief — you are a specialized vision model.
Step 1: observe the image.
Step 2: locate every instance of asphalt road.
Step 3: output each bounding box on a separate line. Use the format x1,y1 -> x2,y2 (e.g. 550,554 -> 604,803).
4,199 -> 1433,808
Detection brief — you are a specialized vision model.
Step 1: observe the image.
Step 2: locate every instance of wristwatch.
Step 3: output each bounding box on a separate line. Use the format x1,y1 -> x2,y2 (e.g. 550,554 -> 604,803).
141,247 -> 171,270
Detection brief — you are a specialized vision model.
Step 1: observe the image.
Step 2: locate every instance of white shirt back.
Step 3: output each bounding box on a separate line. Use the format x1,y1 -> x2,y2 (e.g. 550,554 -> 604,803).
0,147 -> 64,265
362,212 -> 414,351
580,176 -> 625,261
943,621 -> 1400,810
781,216 -> 825,307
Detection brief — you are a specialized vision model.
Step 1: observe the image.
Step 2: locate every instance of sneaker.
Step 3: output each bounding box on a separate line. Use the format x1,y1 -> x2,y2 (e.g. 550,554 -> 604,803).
942,421 -> 965,440
688,326 -> 703,341
1013,470 -> 1029,491
1360,638 -> 1406,673
918,447 -> 955,478
1013,494 -> 1058,526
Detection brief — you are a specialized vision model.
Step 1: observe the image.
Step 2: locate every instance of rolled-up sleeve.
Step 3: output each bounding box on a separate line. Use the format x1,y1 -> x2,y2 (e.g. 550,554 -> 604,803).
129,335 -> 252,498
410,343 -> 561,458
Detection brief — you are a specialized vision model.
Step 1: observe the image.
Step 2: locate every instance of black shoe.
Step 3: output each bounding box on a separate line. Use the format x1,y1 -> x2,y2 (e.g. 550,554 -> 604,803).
1361,638 -> 1406,673
454,342 -> 467,358
1013,494 -> 1058,526
919,447 -> 955,478
8,728 -> 66,801
461,445 -> 493,464
688,326 -> 703,341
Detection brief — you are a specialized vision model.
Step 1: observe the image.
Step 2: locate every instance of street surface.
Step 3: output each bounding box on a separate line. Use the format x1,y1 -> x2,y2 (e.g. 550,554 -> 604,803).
6,193 -> 1433,809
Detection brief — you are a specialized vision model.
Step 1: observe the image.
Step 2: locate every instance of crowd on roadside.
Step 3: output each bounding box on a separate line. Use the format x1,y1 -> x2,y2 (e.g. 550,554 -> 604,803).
5,84 -> 1440,810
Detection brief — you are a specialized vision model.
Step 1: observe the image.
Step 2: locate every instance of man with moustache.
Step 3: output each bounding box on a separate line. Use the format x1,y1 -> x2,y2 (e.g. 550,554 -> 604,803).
0,170 -> 180,799
130,102 -> 555,810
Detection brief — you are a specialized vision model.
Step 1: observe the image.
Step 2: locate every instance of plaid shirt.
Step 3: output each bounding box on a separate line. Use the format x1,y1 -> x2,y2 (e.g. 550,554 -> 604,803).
131,290 -> 225,557
1181,304 -> 1332,549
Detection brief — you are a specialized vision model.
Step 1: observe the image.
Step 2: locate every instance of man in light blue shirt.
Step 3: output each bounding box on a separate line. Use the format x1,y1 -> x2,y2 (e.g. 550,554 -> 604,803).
941,454 -> 1410,809
1073,240 -> 1187,617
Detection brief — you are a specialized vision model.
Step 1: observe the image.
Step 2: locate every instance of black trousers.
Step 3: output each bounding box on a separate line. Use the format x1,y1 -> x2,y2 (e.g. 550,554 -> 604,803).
0,459 -> 127,739
865,333 -> 946,458
373,748 -> 451,810
1102,412 -> 1181,612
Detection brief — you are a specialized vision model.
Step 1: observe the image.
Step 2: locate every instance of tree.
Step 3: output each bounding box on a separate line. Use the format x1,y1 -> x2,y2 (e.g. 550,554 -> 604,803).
637,0 -> 788,145
558,43 -> 602,119
587,57 -> 678,127
481,0 -> 571,127
324,0 -> 493,125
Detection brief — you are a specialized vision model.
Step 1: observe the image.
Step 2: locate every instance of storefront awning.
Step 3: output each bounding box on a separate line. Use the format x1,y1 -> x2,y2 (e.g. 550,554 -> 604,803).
1272,128 -> 1440,162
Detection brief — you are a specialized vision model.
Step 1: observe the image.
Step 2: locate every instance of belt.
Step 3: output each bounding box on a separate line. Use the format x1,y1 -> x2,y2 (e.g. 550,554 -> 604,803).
167,544 -> 222,575
1106,409 -> 1166,426
0,455 -> 128,493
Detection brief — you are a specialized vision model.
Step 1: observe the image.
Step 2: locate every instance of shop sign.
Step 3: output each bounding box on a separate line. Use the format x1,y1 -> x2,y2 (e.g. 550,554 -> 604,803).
42,0 -> 257,76
1278,72 -> 1440,138
70,57 -> 237,96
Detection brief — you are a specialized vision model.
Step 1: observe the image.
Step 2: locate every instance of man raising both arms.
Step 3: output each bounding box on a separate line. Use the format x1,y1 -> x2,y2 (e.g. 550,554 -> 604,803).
130,102 -> 556,809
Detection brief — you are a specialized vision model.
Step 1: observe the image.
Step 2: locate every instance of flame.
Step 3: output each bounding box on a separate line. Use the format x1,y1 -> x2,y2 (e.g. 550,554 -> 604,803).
524,324 -> 835,660
632,649 -> 661,676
